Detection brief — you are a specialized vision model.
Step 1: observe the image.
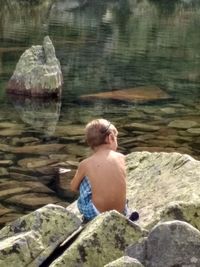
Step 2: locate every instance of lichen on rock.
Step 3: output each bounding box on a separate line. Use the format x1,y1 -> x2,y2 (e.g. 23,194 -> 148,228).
0,204 -> 81,267
160,201 -> 200,231
126,151 -> 200,229
7,36 -> 63,97
50,210 -> 146,267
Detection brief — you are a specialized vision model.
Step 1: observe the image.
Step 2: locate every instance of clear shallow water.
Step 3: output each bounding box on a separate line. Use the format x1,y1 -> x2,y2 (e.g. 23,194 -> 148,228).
1,0 -> 199,141
0,0 -> 200,226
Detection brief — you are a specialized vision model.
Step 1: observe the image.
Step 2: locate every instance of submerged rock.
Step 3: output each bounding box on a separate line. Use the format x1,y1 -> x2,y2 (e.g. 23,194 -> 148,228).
0,121 -> 24,137
124,123 -> 160,132
5,192 -> 61,210
12,143 -> 67,155
80,86 -> 171,103
17,157 -> 59,169
168,119 -> 198,129
187,127 -> 200,136
7,36 -> 63,98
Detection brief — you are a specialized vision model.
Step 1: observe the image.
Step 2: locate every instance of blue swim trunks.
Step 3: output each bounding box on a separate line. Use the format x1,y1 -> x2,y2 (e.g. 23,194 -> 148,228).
77,176 -> 100,221
77,176 -> 139,222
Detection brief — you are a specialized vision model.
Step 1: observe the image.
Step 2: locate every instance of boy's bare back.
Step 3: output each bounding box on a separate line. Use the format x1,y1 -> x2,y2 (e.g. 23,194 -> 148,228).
80,149 -> 126,213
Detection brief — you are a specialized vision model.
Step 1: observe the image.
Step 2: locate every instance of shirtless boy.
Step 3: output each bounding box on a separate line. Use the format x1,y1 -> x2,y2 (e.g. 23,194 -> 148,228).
70,118 -> 138,221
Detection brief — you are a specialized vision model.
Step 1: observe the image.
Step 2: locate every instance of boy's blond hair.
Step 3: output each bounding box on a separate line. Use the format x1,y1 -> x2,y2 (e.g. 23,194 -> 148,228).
85,119 -> 117,149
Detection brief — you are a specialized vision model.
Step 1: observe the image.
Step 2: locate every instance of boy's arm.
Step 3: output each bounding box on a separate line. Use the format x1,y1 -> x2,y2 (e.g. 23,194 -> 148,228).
70,161 -> 85,192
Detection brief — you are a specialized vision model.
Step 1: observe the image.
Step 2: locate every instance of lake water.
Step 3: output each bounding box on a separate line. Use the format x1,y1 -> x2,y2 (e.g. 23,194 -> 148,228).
0,0 -> 200,226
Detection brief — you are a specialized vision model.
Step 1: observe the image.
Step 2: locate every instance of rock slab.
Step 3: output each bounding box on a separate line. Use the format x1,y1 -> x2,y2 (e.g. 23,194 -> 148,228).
80,86 -> 171,103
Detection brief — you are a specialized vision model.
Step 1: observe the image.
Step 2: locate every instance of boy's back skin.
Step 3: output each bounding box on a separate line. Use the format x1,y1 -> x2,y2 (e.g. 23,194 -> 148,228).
70,119 -> 126,218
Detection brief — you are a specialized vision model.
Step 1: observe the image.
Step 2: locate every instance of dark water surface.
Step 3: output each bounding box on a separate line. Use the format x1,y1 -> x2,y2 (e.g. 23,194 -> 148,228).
0,0 -> 200,225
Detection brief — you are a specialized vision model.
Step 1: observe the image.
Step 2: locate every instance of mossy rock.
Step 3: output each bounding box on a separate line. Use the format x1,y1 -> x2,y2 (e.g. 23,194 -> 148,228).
50,211 -> 146,267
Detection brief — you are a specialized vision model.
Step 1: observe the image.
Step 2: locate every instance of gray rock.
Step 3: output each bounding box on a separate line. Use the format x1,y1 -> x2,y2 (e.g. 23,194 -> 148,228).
104,256 -> 144,267
0,204 -> 81,267
146,220 -> 200,267
125,238 -> 147,265
50,210 -> 145,267
126,152 -> 200,229
7,36 -> 63,97
160,201 -> 200,231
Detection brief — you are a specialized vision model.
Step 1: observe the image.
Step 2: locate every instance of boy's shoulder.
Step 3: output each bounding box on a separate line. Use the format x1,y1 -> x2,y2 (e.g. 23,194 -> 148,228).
79,156 -> 93,167
111,150 -> 125,158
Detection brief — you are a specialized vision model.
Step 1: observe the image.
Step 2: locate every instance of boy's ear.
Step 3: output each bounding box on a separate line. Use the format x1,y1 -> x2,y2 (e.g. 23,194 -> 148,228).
105,133 -> 111,144
108,132 -> 114,143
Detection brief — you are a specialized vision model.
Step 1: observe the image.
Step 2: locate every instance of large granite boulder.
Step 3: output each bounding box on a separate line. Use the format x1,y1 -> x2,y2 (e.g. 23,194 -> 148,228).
49,210 -> 145,267
126,220 -> 200,267
159,200 -> 200,231
126,152 -> 200,230
7,36 -> 63,97
0,204 -> 81,267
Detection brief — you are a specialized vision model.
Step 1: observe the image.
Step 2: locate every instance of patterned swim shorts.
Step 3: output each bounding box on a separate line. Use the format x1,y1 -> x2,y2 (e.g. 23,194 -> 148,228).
77,176 -> 100,221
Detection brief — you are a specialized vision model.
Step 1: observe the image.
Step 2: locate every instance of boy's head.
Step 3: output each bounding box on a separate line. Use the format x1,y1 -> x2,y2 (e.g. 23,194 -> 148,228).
85,119 -> 118,149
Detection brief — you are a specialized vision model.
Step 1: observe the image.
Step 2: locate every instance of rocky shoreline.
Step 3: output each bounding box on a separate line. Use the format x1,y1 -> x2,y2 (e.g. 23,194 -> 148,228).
0,151 -> 200,266
0,107 -> 200,229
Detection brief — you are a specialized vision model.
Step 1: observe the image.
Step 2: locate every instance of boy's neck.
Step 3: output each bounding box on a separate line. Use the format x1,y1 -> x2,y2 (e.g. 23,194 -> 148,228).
93,143 -> 114,153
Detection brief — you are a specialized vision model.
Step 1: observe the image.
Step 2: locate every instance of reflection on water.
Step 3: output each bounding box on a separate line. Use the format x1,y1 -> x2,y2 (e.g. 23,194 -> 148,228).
8,95 -> 61,136
0,0 -> 200,226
